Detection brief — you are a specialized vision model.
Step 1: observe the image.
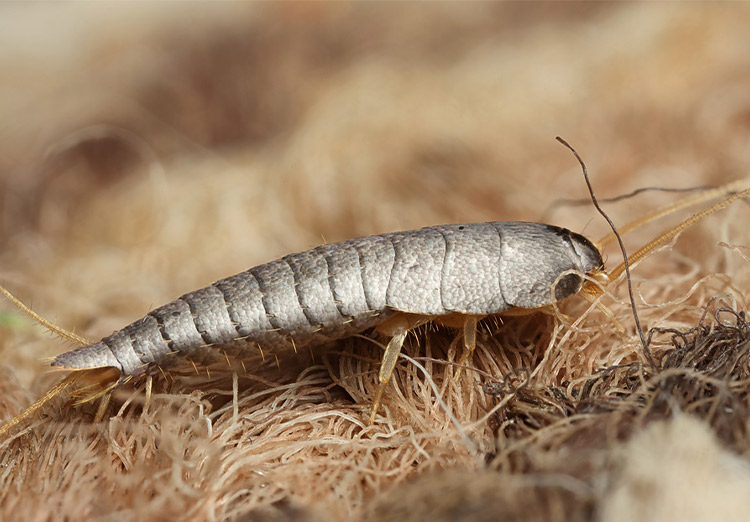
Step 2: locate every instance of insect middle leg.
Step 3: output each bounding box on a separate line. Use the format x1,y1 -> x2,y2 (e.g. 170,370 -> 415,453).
457,316 -> 479,378
435,314 -> 484,381
369,313 -> 488,424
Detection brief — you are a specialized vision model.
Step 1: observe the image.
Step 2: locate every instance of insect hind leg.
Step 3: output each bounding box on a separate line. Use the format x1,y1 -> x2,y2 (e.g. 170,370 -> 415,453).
369,326 -> 408,425
370,313 -> 433,424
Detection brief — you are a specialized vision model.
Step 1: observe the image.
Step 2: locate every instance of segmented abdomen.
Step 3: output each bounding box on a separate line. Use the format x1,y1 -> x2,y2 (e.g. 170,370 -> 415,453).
52,222 -> 602,375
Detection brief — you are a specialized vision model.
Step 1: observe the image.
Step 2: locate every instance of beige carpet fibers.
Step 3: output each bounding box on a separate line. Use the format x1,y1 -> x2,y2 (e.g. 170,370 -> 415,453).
2,4 -> 750,521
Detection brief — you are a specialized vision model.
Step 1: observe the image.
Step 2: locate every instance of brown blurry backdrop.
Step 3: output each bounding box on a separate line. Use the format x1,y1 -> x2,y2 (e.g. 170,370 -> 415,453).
2,4 -> 750,521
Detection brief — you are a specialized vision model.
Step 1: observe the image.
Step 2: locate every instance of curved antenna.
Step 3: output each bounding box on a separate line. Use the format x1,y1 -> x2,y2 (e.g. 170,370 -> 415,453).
607,186 -> 750,282
555,137 -> 648,354
544,185 -> 714,222
596,178 -> 750,250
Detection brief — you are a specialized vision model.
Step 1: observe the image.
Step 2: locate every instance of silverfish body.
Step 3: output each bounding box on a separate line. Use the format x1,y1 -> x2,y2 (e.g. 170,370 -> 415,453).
52,221 -> 603,377
4,154 -> 749,432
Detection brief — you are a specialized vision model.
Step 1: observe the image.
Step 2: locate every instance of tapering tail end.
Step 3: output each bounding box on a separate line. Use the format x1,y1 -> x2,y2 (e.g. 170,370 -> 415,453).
51,341 -> 122,371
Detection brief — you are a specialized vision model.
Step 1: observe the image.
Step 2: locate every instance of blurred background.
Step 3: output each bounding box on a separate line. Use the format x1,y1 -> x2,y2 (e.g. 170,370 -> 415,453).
1,1 -> 749,393
3,5 -> 750,521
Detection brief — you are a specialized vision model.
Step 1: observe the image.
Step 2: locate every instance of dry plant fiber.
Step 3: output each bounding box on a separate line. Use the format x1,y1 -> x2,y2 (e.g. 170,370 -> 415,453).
2,3 -> 750,521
